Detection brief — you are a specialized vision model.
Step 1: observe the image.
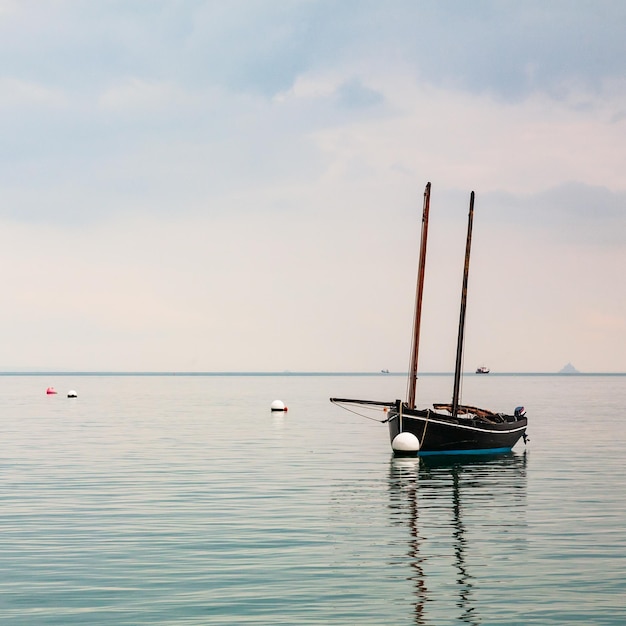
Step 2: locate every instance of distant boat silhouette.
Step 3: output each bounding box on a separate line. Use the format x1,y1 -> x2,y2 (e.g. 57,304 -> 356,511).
475,365 -> 490,374
381,369 -> 390,374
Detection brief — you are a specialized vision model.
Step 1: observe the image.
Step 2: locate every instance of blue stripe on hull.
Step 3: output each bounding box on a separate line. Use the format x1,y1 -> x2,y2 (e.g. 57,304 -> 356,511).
417,446 -> 512,456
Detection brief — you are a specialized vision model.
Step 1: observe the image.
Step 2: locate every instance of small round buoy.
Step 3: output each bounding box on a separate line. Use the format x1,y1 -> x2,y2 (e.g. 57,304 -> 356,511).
67,390 -> 78,398
46,387 -> 57,395
392,432 -> 420,456
271,400 -> 286,412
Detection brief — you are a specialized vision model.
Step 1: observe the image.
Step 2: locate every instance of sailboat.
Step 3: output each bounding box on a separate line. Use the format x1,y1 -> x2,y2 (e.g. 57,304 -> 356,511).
330,183 -> 528,456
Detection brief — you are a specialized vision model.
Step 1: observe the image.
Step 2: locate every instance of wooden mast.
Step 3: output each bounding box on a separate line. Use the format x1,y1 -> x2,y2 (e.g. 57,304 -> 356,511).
407,182 -> 431,409
451,191 -> 475,418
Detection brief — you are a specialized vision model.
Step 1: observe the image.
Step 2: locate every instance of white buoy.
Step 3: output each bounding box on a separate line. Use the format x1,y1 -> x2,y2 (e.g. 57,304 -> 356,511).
392,432 -> 420,455
67,390 -> 78,398
271,400 -> 288,412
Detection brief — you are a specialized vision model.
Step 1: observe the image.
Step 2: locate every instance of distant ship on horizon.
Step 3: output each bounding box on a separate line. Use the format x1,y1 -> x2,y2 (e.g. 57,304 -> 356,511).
475,365 -> 490,374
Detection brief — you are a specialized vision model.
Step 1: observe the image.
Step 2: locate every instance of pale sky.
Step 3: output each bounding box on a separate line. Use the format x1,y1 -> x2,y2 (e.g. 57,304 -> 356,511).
1,0 -> 625,373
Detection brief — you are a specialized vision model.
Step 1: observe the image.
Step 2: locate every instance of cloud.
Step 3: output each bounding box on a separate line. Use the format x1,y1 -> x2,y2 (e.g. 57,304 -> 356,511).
335,78 -> 384,109
482,183 -> 626,246
0,1 -> 625,371
3,1 -> 626,100
311,1 -> 626,101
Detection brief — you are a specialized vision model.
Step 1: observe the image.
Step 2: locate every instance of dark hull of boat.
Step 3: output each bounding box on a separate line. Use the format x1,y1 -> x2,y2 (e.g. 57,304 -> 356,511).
388,403 -> 527,456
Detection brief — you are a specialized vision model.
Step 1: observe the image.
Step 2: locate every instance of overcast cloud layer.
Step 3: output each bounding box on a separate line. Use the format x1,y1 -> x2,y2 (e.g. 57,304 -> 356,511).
1,0 -> 625,373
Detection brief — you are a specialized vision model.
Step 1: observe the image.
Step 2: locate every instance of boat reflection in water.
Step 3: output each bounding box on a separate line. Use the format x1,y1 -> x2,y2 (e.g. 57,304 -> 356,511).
388,452 -> 528,625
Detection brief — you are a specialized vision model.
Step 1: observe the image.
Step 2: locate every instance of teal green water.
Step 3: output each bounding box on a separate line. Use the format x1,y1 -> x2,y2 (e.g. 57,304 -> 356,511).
0,374 -> 625,624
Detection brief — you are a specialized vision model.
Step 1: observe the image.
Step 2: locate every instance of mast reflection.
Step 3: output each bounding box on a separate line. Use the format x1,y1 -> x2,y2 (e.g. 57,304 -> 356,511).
388,452 -> 528,625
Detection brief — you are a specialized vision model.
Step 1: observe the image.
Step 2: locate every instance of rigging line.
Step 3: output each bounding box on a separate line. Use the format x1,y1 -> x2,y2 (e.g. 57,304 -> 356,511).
332,403 -> 390,423
421,408 -> 431,441
460,337 -> 465,408
406,292 -> 419,404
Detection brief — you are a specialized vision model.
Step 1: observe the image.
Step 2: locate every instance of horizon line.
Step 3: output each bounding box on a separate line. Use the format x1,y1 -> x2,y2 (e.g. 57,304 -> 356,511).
0,370 -> 624,377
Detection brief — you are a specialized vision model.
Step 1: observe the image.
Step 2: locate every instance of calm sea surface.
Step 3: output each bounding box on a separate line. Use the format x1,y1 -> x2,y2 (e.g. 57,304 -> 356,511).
0,373 -> 625,625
